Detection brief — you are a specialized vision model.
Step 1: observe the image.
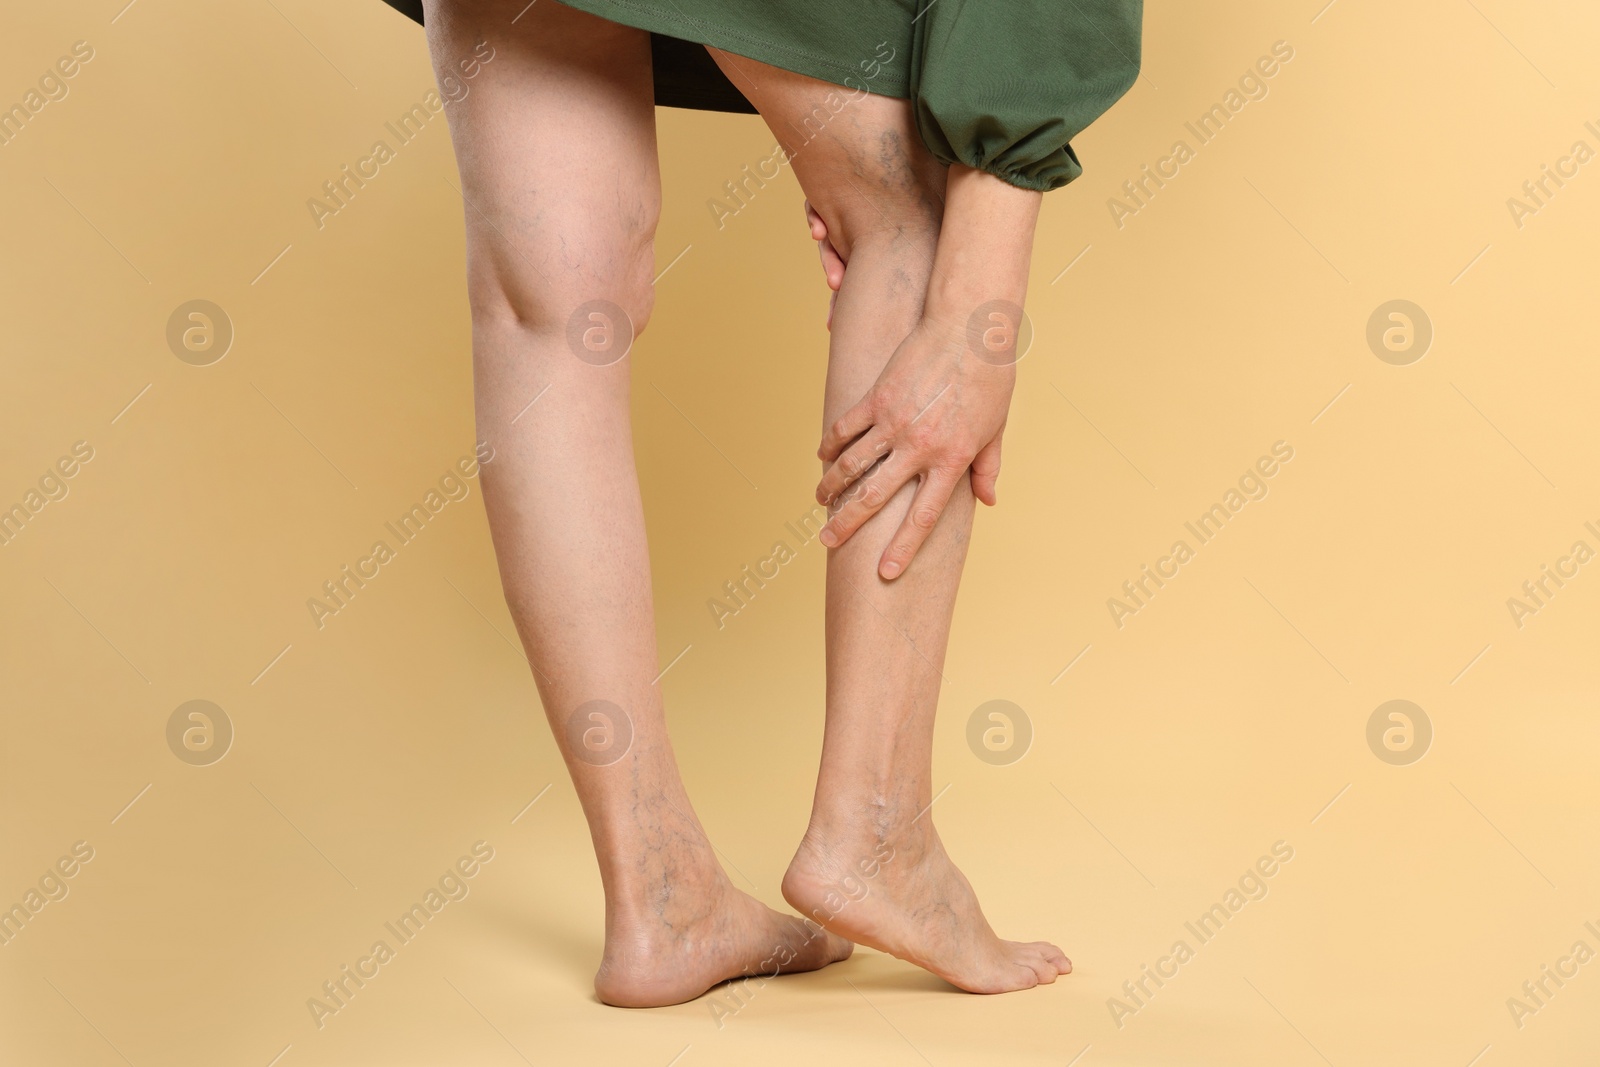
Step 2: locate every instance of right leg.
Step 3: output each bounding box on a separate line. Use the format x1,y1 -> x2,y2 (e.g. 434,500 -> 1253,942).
423,0 -> 849,1007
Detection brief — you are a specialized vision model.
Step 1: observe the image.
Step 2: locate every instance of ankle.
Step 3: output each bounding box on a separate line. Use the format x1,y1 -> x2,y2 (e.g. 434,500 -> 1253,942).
804,789 -> 937,849
607,854 -> 728,913
792,813 -> 936,884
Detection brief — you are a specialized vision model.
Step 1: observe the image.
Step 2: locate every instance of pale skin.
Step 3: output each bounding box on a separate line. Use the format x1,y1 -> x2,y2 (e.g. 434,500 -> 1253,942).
423,0 -> 1066,1006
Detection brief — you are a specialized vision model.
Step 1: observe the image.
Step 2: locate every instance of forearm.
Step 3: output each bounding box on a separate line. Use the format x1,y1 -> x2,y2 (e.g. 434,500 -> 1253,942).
923,164 -> 1043,328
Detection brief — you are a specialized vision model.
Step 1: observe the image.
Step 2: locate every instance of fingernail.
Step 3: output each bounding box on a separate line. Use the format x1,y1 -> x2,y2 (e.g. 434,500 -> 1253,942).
820,528 -> 838,548
881,560 -> 900,579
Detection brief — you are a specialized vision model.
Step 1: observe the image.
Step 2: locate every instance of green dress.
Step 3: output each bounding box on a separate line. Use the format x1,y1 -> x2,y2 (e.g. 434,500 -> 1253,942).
379,0 -> 1142,192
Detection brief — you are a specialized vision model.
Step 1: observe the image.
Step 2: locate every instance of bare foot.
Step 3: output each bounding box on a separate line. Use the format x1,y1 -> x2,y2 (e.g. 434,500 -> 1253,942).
781,821 -> 1069,994
595,868 -> 854,1007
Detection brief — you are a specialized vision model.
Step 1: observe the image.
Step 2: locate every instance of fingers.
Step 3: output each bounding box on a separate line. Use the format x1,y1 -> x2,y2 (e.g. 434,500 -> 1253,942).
817,452 -> 916,550
821,438 -> 1002,574
818,397 -> 875,462
816,426 -> 890,504
970,433 -> 1003,506
804,200 -> 845,290
877,466 -> 962,579
817,239 -> 845,290
804,199 -> 826,240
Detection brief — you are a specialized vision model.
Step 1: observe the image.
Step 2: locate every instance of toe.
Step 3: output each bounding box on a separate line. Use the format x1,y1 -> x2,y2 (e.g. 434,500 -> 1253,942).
1013,958 -> 1049,989
1021,950 -> 1058,986
1032,941 -> 1072,974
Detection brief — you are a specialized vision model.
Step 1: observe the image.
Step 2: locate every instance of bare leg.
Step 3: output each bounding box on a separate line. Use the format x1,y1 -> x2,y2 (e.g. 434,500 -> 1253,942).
424,1 -> 850,1007
712,52 -> 1072,993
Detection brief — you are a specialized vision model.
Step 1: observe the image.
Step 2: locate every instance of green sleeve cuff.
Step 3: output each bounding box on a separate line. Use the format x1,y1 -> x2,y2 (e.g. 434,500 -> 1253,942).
911,0 -> 1142,192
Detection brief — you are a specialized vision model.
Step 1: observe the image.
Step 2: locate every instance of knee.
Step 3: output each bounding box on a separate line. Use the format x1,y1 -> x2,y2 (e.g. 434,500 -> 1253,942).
468,249 -> 656,351
465,213 -> 658,354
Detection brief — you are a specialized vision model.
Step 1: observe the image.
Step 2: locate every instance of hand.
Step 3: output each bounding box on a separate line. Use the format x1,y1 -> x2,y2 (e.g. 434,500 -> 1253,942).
814,312 -> 1015,579
804,200 -> 844,330
811,165 -> 1040,580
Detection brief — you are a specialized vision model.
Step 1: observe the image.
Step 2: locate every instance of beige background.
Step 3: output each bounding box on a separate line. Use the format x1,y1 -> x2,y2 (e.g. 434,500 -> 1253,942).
3,1 -> 1598,1064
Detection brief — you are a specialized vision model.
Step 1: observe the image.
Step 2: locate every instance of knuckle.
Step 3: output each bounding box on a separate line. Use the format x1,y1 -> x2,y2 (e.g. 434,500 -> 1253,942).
911,505 -> 940,530
905,422 -> 939,452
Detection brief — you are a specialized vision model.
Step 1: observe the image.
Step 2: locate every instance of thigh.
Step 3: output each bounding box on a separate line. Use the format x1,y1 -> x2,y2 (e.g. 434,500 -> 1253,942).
707,48 -> 946,262
707,50 -> 947,431
424,0 -> 662,337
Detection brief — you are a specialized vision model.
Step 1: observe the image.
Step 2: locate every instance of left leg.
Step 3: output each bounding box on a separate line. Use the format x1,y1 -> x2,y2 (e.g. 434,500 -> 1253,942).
710,51 -> 1071,993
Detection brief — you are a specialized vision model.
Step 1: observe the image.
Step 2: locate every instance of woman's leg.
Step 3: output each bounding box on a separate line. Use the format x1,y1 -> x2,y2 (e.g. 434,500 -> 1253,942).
711,52 -> 1072,993
423,0 -> 849,1007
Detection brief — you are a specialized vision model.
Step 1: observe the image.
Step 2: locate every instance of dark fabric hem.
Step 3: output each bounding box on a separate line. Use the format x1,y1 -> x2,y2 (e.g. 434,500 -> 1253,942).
649,33 -> 756,114
377,0 -> 424,25
374,0 -> 907,115
555,0 -> 911,106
